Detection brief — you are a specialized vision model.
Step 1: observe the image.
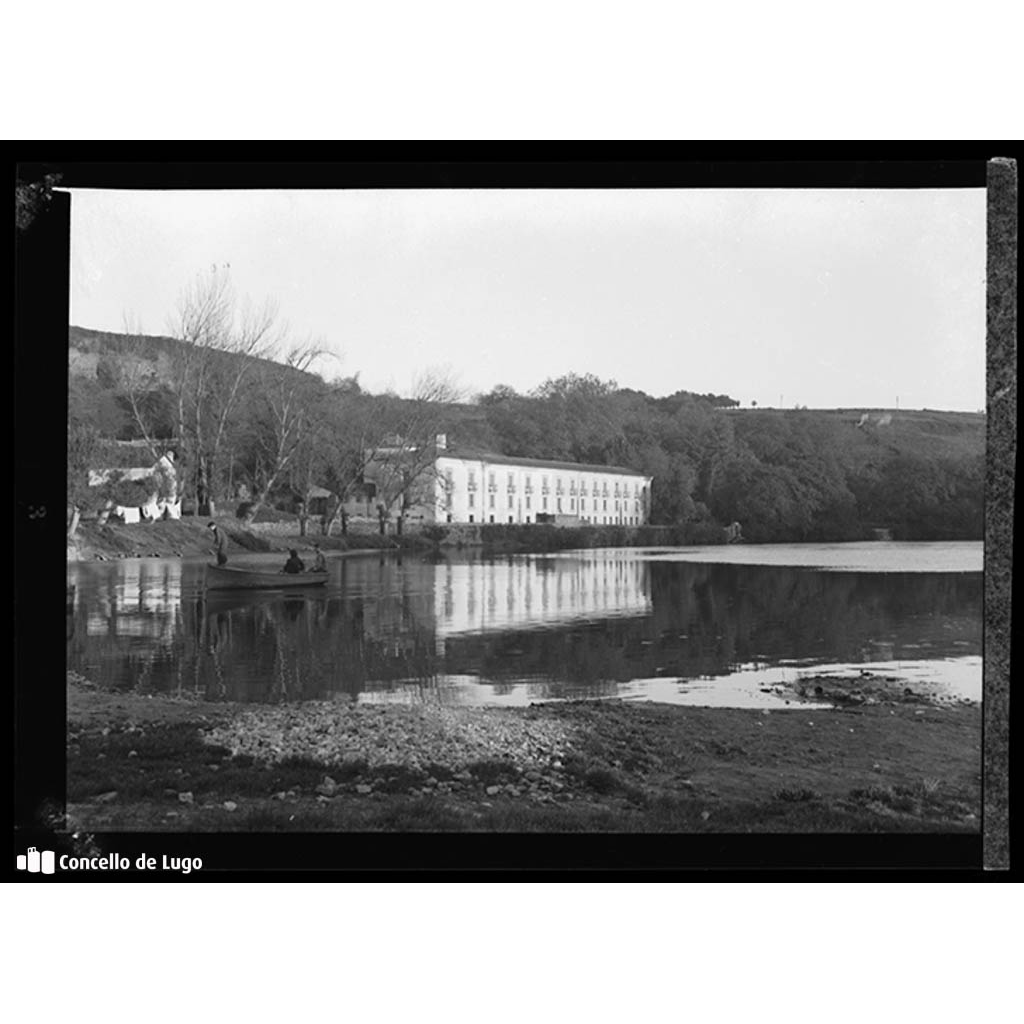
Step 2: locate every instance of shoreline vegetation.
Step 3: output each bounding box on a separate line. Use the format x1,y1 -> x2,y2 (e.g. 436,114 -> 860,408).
66,674 -> 981,833
69,318 -> 984,555
66,515 -> 982,565
66,516 -> 731,563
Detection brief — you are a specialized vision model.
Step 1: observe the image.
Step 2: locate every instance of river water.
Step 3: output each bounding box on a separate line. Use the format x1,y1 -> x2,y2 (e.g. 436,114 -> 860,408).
66,542 -> 982,709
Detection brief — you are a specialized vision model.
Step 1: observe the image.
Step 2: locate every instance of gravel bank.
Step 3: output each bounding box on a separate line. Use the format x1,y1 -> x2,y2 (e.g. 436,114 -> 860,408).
204,703 -> 576,773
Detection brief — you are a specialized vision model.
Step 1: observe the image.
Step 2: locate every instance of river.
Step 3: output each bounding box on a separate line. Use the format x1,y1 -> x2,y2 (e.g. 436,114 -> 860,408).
66,542 -> 982,709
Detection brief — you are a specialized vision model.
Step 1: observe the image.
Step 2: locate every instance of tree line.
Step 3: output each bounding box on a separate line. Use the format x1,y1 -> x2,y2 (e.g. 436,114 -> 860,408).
69,272 -> 984,543
475,377 -> 983,541
68,270 -> 460,537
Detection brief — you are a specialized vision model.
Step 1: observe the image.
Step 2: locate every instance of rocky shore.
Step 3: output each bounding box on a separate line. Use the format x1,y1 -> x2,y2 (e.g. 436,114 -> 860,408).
66,675 -> 982,833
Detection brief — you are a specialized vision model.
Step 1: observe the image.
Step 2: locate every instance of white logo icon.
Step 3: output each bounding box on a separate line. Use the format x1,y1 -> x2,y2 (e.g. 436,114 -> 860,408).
16,848 -> 55,874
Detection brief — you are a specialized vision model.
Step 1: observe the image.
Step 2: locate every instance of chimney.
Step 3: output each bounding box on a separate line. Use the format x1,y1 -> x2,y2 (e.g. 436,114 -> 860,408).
435,433 -> 448,450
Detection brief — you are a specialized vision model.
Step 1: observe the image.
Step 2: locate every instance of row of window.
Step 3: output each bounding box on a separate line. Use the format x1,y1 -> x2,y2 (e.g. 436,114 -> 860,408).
450,514 -> 645,525
464,492 -> 643,513
448,468 -> 646,499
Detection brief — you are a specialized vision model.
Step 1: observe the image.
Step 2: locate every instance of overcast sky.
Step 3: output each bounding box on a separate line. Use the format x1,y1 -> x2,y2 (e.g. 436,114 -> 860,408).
69,188 -> 986,410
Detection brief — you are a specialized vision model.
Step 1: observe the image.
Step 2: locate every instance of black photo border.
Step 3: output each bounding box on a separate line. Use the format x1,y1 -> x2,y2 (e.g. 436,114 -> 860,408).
11,152 -> 1015,879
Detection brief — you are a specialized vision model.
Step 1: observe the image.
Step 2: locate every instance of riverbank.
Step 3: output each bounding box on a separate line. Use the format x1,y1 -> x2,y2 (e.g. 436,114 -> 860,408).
70,517 -> 975,565
66,675 -> 981,833
66,516 -> 735,563
66,517 -> 431,563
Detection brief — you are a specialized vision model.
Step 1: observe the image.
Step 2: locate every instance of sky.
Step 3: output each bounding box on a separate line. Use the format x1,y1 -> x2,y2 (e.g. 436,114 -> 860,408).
68,188 -> 987,410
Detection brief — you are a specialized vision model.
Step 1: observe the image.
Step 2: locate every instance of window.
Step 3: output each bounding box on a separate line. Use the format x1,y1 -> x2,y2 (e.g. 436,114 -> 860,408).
446,513 -> 452,523
489,515 -> 494,523
468,493 -> 475,508
508,494 -> 513,508
489,493 -> 495,508
557,498 -> 562,512
489,472 -> 495,487
543,496 -> 548,510
603,499 -> 607,511
508,516 -> 513,523
469,514 -> 474,523
570,498 -> 575,511
526,496 -> 531,510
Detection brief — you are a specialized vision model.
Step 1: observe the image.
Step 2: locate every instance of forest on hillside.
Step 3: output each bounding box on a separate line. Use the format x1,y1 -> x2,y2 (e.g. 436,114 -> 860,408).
67,277 -> 984,543
468,381 -> 984,542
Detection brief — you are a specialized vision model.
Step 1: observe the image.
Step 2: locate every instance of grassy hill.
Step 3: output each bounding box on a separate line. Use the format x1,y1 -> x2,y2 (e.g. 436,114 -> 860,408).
724,406 -> 985,468
69,326 -> 984,542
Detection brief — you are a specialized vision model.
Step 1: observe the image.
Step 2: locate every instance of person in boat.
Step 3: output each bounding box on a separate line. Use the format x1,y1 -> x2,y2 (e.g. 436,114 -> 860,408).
208,522 -> 228,565
311,543 -> 327,572
282,548 -> 305,574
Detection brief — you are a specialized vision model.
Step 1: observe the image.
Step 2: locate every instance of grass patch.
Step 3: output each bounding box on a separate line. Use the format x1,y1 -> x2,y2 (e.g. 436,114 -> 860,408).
69,724 -> 363,802
774,788 -> 821,803
845,780 -> 976,824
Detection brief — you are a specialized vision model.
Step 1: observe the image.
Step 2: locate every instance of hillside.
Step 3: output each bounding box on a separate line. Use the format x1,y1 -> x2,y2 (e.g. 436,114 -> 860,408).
723,406 -> 985,467
68,327 -> 985,542
69,324 -> 313,388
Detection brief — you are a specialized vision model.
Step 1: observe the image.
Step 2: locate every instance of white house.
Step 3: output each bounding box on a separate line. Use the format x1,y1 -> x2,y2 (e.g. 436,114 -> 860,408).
87,451 -> 180,521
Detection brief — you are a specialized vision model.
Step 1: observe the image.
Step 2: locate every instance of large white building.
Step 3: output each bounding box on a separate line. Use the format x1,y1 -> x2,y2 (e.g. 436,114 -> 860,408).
416,441 -> 652,527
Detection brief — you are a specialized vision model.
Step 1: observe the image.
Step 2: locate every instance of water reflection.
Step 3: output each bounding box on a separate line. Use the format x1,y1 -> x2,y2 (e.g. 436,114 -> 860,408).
67,547 -> 983,707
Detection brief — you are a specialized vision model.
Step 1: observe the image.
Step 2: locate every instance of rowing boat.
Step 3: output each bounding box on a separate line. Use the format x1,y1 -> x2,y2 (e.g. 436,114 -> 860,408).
205,563 -> 329,590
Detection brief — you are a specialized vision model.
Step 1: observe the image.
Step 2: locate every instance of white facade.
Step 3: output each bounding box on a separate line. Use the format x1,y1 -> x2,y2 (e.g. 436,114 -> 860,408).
429,452 -> 652,526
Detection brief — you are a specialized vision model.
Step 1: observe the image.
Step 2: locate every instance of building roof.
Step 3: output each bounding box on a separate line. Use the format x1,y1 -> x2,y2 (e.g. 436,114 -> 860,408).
88,466 -> 160,486
441,447 -> 649,478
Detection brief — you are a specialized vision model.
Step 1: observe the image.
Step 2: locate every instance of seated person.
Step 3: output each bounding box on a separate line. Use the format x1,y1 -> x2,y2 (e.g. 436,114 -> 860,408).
312,544 -> 327,572
282,549 -> 305,574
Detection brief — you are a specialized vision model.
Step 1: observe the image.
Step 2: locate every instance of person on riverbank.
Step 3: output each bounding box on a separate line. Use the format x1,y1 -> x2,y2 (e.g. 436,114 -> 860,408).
282,549 -> 305,574
312,544 -> 327,572
208,522 -> 228,565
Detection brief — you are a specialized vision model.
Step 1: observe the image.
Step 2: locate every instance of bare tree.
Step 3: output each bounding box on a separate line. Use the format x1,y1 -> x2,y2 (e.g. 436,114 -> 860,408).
310,383 -> 392,536
363,370 -> 462,534
238,342 -> 326,523
120,269 -> 277,514
67,415 -> 98,539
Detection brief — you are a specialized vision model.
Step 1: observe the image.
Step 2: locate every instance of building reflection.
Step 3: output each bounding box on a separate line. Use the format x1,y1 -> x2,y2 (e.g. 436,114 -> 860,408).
83,560 -> 183,641
433,552 -> 651,637
69,560 -> 186,694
